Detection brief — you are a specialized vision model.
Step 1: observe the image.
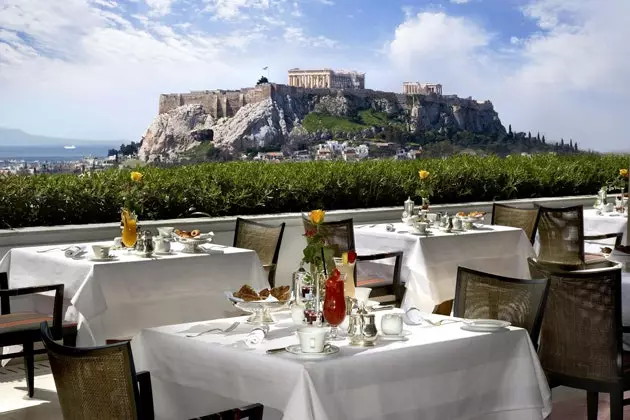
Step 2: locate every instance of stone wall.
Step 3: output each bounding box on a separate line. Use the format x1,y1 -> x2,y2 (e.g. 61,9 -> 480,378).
159,83 -> 495,118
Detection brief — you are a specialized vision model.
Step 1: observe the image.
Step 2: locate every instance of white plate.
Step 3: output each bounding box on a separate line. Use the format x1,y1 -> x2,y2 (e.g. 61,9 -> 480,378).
285,344 -> 340,359
461,319 -> 511,332
380,330 -> 411,341
364,300 -> 380,309
87,255 -> 118,262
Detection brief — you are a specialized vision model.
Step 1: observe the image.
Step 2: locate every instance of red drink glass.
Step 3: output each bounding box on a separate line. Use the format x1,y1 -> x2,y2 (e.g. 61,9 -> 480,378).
323,272 -> 346,341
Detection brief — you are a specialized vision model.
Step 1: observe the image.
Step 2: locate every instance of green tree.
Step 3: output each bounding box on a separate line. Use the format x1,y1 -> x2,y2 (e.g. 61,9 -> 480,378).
256,76 -> 269,85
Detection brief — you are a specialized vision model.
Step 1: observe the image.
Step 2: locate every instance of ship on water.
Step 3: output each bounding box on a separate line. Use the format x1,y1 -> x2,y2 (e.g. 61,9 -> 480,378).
64,145 -> 76,150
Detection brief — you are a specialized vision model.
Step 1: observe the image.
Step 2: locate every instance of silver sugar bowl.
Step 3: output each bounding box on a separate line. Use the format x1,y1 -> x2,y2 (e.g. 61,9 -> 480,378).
347,305 -> 378,347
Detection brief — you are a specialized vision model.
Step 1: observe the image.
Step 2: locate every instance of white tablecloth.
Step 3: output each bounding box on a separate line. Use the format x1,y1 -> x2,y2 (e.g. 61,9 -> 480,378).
0,243 -> 267,346
583,208 -> 628,245
354,224 -> 535,312
131,312 -> 552,420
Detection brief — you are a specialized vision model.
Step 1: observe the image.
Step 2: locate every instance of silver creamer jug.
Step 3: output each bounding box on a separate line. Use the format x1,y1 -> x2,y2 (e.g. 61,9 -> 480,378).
347,306 -> 378,347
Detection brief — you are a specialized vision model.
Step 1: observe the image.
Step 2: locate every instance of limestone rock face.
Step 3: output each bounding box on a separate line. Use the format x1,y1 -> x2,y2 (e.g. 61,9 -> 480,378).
409,98 -> 504,134
139,105 -> 213,162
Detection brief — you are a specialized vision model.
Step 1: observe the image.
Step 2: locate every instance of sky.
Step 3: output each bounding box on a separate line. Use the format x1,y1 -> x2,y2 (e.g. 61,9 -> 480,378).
0,0 -> 628,152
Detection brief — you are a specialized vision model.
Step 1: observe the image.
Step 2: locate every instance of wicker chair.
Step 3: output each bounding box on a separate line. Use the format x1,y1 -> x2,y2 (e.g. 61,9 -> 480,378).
190,404 -> 264,420
526,259 -> 630,420
0,272 -> 68,398
535,205 -> 615,269
355,251 -> 405,307
491,203 -> 539,244
302,217 -> 355,257
233,218 -> 286,288
453,267 -> 549,345
41,321 -> 155,420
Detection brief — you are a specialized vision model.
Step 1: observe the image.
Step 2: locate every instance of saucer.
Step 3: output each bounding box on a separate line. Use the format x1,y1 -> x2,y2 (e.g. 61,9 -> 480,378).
87,255 -> 118,262
154,250 -> 175,255
285,344 -> 340,359
461,319 -> 510,333
380,330 -> 411,341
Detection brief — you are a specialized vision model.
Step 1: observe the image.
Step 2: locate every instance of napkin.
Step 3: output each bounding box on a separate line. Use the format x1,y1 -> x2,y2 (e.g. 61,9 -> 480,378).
65,246 -> 86,258
245,325 -> 269,347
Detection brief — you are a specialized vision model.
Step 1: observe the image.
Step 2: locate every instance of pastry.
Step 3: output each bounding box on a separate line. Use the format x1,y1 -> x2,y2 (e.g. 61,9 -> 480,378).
258,288 -> 271,299
190,230 -> 201,237
270,285 -> 290,301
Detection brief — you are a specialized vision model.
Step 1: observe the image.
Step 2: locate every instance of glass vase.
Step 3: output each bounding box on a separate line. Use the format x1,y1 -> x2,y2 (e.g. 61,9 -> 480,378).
421,197 -> 430,210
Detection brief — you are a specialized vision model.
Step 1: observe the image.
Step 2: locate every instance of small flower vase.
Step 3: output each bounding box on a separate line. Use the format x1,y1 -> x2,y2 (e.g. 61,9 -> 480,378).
421,197 -> 430,210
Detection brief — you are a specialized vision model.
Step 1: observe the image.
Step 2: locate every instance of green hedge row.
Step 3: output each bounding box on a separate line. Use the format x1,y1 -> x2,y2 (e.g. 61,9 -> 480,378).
1,154 -> 628,228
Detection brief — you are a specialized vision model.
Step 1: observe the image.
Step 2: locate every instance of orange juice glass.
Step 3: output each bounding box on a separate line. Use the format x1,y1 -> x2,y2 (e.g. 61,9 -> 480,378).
121,210 -> 138,248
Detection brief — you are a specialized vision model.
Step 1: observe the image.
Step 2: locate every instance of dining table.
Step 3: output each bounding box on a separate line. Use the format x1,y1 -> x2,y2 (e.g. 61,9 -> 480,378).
130,310 -> 552,420
353,223 -> 536,312
0,242 -> 268,346
583,208 -> 628,245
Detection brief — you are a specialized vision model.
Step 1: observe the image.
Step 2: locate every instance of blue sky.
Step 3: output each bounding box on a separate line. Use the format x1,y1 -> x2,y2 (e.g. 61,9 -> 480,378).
0,0 -> 628,151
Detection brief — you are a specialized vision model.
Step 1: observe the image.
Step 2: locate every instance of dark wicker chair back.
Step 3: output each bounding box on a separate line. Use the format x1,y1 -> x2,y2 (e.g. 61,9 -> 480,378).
355,251 -> 405,307
453,267 -> 549,344
233,218 -> 285,287
491,203 -> 539,244
535,205 -> 584,268
527,259 -> 623,383
191,404 -> 264,420
40,323 -> 150,420
302,217 -> 355,257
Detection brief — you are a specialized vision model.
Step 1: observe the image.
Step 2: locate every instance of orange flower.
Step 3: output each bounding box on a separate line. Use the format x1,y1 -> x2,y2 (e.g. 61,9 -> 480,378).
130,171 -> 143,182
620,168 -> 629,178
418,170 -> 430,180
309,209 -> 325,225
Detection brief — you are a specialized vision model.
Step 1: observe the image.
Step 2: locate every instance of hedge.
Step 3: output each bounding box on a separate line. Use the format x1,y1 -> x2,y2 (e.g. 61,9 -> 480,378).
0,154 -> 628,228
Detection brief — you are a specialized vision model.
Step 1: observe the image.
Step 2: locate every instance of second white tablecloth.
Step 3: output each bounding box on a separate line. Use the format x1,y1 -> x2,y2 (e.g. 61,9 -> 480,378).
0,243 -> 268,345
354,224 -> 536,312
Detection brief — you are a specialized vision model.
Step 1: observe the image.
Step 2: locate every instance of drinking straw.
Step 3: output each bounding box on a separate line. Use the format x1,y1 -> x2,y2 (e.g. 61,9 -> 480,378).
321,248 -> 328,277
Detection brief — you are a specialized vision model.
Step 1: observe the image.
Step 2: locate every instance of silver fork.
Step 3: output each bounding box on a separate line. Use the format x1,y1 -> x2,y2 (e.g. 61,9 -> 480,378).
186,321 -> 239,337
37,246 -> 71,253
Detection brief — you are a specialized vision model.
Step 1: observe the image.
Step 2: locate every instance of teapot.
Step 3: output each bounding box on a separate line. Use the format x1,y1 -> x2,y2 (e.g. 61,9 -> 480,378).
347,304 -> 378,347
136,230 -> 155,256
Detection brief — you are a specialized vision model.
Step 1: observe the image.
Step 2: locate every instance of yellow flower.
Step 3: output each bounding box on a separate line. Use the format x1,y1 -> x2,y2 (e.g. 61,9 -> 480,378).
309,209 -> 325,225
621,168 -> 628,178
130,171 -> 143,182
419,170 -> 430,180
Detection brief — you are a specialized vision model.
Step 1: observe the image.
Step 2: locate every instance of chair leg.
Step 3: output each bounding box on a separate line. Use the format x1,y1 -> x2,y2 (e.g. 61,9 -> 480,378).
23,341 -> 35,398
586,391 -> 598,420
610,388 -> 624,420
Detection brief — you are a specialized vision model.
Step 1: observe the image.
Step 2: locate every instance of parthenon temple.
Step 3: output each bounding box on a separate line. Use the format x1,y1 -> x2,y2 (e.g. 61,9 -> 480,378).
288,68 -> 365,90
403,82 -> 443,95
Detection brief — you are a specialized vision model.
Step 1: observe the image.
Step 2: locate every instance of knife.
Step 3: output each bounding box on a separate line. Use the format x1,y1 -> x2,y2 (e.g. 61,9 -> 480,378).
371,305 -> 395,311
265,347 -> 287,354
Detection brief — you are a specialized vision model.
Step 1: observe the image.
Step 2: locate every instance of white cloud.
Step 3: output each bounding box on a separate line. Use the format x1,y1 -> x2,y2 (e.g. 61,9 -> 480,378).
385,2 -> 630,151
450,0 -> 471,4
145,0 -> 176,17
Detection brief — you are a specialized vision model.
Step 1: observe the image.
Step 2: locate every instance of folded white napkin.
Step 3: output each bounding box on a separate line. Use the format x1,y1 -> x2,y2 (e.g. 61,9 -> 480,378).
245,325 -> 269,347
65,246 -> 86,258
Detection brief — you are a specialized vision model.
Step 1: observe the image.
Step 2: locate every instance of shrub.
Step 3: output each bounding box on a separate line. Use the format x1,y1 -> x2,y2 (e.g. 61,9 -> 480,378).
0,154 -> 627,228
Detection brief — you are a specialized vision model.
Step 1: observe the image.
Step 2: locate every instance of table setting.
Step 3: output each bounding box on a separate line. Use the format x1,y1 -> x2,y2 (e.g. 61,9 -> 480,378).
131,285 -> 552,420
355,197 -> 536,312
0,223 -> 268,346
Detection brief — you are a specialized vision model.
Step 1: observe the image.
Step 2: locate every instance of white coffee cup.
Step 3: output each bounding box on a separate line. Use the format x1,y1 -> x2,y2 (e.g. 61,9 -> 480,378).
413,222 -> 428,234
153,237 -> 171,253
381,313 -> 403,335
113,237 -> 122,247
297,326 -> 328,353
91,244 -> 111,259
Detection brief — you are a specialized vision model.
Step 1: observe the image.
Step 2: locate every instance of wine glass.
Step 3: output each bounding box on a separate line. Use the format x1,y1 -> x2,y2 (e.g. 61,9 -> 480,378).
323,273 -> 346,341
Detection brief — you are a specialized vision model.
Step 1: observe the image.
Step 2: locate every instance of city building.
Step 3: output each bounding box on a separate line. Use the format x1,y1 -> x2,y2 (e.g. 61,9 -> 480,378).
403,82 -> 443,95
288,68 -> 365,90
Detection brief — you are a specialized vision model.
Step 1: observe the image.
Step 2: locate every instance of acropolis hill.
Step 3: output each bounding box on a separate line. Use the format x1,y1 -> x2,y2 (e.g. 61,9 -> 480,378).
141,81 -> 505,162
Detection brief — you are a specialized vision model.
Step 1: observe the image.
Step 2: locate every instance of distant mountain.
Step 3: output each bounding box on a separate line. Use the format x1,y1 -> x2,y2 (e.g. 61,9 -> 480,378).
0,127 -> 124,147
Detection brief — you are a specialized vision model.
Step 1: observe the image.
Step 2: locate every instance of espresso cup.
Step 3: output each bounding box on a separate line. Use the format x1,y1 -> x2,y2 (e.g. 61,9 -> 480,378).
91,244 -> 111,259
381,313 -> 403,335
413,222 -> 428,234
297,326 -> 328,353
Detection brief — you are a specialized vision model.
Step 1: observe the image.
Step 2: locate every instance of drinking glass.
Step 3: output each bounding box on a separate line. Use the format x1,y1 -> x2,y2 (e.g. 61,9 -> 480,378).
323,274 -> 346,341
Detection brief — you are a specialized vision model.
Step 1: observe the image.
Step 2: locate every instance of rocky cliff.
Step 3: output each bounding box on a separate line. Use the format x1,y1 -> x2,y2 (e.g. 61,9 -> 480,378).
138,84 -> 505,162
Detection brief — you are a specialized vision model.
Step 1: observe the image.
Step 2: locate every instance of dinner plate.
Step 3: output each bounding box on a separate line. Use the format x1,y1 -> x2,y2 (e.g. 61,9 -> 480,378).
285,344 -> 340,359
461,319 -> 511,332
87,255 -> 118,262
154,250 -> 176,256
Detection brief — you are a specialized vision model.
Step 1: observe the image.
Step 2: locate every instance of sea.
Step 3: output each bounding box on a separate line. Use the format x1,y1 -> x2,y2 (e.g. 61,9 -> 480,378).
0,145 -> 114,162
